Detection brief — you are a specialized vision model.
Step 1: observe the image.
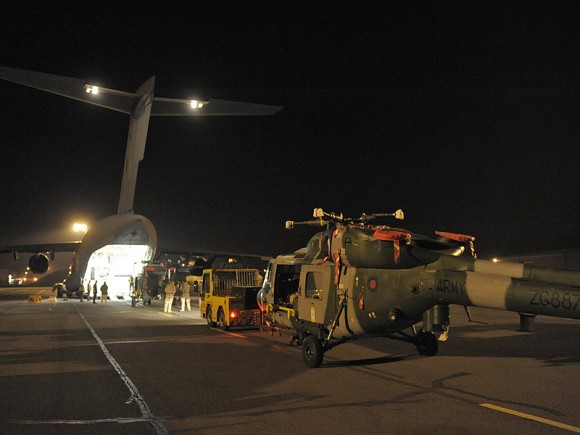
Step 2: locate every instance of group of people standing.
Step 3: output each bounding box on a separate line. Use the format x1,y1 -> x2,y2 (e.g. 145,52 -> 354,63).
80,276 -> 193,313
83,281 -> 108,303
163,280 -> 191,313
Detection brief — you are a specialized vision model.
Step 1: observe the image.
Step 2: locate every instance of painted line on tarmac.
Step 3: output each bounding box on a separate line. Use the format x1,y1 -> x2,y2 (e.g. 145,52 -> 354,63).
5,416 -> 175,426
480,403 -> 580,433
210,328 -> 249,339
76,308 -> 169,435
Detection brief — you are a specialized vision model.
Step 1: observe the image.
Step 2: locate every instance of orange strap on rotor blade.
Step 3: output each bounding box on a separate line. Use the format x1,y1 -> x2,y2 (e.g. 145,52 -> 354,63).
435,231 -> 475,242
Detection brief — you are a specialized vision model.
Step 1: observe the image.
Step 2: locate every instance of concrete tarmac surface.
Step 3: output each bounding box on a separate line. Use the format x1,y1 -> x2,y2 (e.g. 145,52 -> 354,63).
0,286 -> 578,434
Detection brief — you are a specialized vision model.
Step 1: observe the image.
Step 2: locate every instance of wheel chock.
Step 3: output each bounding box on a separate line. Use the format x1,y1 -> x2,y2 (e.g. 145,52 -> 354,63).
28,294 -> 43,303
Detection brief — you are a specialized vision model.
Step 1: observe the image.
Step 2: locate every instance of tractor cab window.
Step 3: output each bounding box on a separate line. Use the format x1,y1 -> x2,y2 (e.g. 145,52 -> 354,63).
202,273 -> 211,296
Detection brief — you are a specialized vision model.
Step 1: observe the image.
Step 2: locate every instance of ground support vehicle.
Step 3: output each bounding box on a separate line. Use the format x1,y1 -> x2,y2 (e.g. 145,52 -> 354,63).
131,263 -> 168,306
200,268 -> 262,330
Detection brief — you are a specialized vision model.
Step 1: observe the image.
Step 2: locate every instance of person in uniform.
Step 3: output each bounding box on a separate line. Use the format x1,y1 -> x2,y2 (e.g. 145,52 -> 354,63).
163,280 -> 176,313
100,281 -> 109,304
180,280 -> 191,312
92,281 -> 98,303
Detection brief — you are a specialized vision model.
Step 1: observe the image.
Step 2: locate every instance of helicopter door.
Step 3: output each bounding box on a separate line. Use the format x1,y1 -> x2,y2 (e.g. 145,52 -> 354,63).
297,264 -> 336,325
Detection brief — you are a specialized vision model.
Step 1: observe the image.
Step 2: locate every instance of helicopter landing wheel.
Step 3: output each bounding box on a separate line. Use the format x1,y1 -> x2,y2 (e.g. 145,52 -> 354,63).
302,335 -> 324,368
416,330 -> 438,356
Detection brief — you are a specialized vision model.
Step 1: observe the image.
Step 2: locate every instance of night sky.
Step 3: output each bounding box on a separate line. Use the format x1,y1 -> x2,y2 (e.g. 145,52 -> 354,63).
1,2 -> 580,262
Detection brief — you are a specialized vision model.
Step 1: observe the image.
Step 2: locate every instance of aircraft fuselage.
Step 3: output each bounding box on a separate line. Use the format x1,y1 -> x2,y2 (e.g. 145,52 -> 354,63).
64,213 -> 156,294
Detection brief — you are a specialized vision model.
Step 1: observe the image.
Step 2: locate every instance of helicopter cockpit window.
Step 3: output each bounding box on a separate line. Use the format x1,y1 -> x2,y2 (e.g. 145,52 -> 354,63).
274,265 -> 301,304
305,272 -> 323,299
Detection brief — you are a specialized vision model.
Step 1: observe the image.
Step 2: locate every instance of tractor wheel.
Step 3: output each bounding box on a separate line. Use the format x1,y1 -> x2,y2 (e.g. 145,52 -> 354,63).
206,307 -> 215,327
218,308 -> 229,331
302,335 -> 324,368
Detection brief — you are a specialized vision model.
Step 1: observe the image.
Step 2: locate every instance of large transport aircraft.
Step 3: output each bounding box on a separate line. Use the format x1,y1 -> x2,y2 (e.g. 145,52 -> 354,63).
0,66 -> 281,297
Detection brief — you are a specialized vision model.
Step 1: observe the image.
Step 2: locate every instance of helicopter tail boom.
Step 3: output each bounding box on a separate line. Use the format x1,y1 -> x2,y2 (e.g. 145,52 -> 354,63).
432,268 -> 580,320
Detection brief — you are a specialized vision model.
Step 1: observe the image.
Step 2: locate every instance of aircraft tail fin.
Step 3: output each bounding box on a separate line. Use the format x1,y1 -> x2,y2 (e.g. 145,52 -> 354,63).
118,77 -> 155,214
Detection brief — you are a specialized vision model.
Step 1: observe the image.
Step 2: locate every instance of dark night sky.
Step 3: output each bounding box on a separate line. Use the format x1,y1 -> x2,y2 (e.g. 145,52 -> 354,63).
1,2 -> 580,260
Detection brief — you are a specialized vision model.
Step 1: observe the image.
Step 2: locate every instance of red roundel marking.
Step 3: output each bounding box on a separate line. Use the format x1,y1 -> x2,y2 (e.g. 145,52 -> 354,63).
368,276 -> 378,291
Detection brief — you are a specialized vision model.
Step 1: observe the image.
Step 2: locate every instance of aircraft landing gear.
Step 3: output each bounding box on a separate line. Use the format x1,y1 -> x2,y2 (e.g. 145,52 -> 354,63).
302,335 -> 324,368
415,330 -> 438,356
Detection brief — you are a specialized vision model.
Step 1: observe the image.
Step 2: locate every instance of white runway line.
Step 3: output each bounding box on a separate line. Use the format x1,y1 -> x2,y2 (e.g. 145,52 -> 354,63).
76,306 -> 169,435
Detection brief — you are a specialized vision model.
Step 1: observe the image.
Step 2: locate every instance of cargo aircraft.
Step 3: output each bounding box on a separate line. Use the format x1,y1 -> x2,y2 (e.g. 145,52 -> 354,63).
0,66 -> 281,297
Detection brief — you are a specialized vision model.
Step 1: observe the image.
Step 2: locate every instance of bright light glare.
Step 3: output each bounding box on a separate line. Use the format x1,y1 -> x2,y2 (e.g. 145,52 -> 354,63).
85,85 -> 99,94
492,258 -> 501,263
73,223 -> 88,233
190,100 -> 204,109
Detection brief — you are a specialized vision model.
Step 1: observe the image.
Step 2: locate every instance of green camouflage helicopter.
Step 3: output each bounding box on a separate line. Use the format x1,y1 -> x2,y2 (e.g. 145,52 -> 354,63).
257,208 -> 580,368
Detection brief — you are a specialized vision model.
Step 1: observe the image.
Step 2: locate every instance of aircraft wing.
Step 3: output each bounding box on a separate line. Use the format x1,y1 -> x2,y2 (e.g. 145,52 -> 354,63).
151,97 -> 282,116
0,66 -> 136,114
0,242 -> 81,255
0,66 -> 282,116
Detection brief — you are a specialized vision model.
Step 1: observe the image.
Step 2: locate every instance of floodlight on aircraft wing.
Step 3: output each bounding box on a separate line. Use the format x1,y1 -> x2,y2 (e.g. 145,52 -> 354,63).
83,84 -> 135,98
1,65 -> 283,117
151,97 -> 281,116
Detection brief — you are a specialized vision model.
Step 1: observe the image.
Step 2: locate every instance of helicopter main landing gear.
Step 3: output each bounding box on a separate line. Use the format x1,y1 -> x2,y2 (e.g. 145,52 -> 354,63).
415,330 -> 438,356
298,329 -> 439,368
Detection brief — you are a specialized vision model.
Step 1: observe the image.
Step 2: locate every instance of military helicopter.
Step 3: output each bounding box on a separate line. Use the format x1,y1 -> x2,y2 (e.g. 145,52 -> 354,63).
257,208 -> 580,368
